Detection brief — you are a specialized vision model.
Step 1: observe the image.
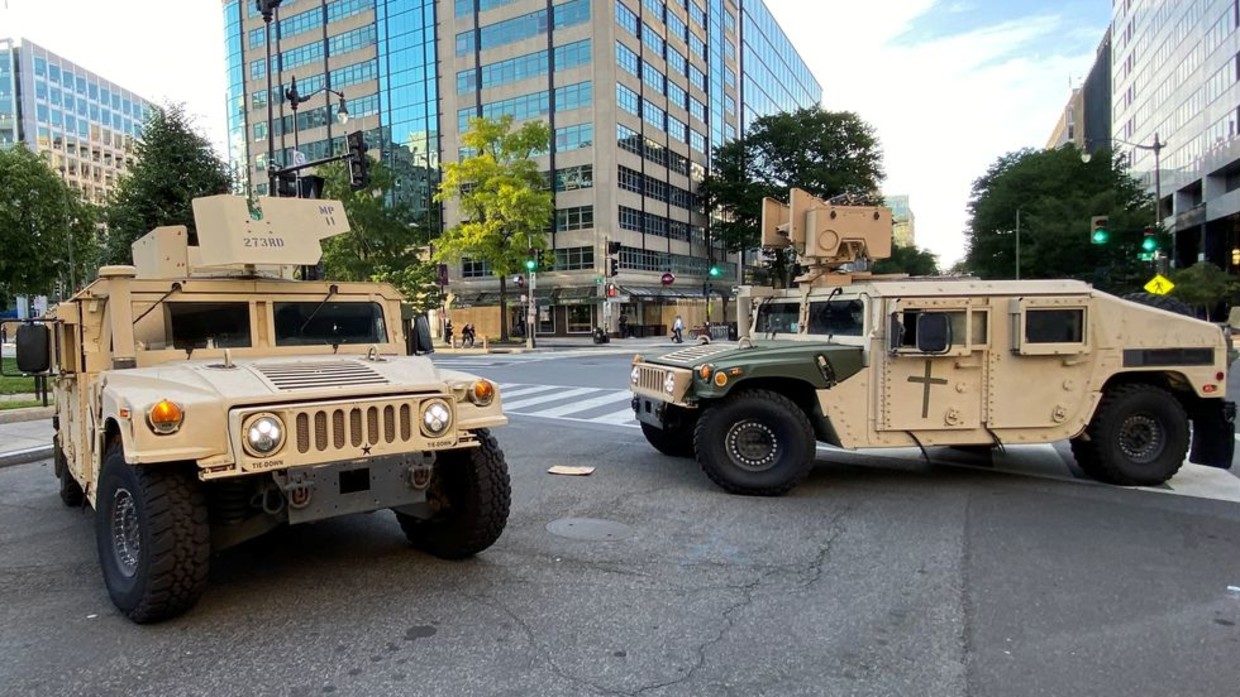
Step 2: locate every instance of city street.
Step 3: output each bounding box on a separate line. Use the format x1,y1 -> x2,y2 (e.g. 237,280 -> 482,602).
2,347 -> 1238,697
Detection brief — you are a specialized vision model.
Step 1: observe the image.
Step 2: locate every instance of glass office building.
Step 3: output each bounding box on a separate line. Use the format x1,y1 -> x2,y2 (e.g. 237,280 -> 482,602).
225,0 -> 821,335
1112,0 -> 1240,269
0,38 -> 152,204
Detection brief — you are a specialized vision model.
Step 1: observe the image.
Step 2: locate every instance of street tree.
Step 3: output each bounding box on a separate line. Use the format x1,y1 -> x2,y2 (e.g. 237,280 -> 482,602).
1170,262 -> 1235,320
698,106 -> 884,286
103,104 -> 231,264
964,145 -> 1157,291
872,243 -> 939,276
435,115 -> 553,342
0,145 -> 100,304
317,159 -> 442,314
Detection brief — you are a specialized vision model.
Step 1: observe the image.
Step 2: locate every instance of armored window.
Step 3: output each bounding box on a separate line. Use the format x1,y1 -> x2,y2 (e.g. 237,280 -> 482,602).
165,302 -> 252,350
808,299 -> 865,337
891,309 -> 968,352
756,302 -> 800,334
1025,309 -> 1084,344
273,302 -> 386,347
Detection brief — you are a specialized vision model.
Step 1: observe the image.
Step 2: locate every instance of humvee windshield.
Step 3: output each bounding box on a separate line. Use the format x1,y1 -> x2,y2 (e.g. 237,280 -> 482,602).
273,301 -> 386,346
168,302 -> 252,349
756,298 -> 866,336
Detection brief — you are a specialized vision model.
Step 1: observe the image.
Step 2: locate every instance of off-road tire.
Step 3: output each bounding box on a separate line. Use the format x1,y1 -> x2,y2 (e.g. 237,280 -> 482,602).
54,435 -> 84,507
641,420 -> 696,458
1121,292 -> 1196,318
396,430 -> 510,559
1072,383 -> 1189,486
693,389 -> 816,496
94,446 -> 210,623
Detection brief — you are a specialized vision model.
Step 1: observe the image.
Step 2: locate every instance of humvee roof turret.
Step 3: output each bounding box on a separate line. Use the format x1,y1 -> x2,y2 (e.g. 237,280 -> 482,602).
11,195 -> 512,623
630,188 -> 1235,495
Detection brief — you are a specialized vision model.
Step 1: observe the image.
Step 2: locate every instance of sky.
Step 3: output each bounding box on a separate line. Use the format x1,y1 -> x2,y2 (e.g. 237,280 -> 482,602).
0,0 -> 1111,267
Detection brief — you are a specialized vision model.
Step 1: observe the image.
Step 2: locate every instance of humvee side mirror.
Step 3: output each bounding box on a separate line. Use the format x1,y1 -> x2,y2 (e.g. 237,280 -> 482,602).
915,313 -> 951,354
15,324 -> 52,374
410,316 -> 435,356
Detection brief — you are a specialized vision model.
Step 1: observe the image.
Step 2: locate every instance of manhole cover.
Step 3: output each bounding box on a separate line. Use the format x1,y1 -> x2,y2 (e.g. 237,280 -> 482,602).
546,517 -> 634,541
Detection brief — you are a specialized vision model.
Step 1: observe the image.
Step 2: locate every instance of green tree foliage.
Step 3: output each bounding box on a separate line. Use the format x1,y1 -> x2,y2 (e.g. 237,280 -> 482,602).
872,243 -> 939,276
699,106 -> 885,254
1171,262 -> 1235,319
434,115 -> 553,341
317,159 -> 442,314
0,145 -> 100,303
103,104 -> 230,264
964,146 -> 1158,291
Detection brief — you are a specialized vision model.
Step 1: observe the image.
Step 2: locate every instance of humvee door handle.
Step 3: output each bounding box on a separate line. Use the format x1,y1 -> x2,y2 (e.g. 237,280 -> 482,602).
954,359 -> 982,369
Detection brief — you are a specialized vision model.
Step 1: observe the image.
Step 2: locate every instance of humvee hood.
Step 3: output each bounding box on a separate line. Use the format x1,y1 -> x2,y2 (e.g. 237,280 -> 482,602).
103,356 -> 449,407
644,340 -> 866,389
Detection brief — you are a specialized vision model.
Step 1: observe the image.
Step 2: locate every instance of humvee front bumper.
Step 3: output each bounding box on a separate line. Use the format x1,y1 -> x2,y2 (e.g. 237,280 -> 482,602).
629,362 -> 694,407
273,449 -> 440,525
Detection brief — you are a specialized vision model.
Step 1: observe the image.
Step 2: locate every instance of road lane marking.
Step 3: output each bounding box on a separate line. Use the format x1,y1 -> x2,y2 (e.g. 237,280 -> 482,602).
525,391 -> 633,418
503,387 -> 598,411
497,385 -> 561,400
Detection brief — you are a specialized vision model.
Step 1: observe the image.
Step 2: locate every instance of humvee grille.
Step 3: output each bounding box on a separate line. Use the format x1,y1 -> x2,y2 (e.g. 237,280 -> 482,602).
254,361 -> 388,390
295,402 -> 415,454
659,344 -> 737,364
635,365 -> 669,393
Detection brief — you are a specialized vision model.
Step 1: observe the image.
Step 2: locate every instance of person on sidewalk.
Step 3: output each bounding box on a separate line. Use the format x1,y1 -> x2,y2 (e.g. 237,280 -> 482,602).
444,319 -> 454,347
672,315 -> 684,343
618,312 -> 629,339
461,323 -> 475,348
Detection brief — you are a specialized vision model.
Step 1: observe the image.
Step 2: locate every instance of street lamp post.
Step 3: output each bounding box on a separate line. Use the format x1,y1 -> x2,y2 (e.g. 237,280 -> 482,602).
1014,208 -> 1022,280
256,0 -> 282,196
1083,134 -> 1166,257
283,77 -> 349,190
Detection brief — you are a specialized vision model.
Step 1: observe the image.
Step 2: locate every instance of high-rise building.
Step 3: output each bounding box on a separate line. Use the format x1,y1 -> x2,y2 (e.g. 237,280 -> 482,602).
884,195 -> 915,247
223,0 -> 821,336
1047,32 -> 1111,156
1111,1 -> 1238,269
0,38 -> 153,204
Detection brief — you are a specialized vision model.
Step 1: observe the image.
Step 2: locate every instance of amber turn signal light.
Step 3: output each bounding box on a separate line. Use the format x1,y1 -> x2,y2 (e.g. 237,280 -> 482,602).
471,379 -> 495,406
147,399 -> 184,435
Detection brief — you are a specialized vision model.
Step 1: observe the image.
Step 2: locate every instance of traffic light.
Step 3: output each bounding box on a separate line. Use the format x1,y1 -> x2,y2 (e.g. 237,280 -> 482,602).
276,171 -> 298,197
1232,248 -> 1240,266
1090,216 -> 1109,244
346,130 -> 370,190
1141,227 -> 1157,253
708,264 -> 722,278
607,241 -> 621,255
605,240 -> 621,277
608,258 -> 619,277
525,247 -> 538,272
606,283 -> 618,298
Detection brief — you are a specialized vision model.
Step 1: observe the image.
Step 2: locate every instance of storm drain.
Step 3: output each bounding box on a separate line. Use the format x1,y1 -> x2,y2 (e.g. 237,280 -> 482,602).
546,517 -> 635,541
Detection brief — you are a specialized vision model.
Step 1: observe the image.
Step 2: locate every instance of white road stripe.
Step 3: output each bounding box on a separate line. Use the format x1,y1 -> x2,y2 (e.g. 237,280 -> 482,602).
503,387 -> 598,411
590,408 -> 640,426
497,385 -> 561,399
525,390 -> 633,418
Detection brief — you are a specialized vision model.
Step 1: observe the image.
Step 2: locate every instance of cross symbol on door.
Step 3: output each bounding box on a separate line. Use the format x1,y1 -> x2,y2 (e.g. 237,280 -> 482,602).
907,359 -> 948,419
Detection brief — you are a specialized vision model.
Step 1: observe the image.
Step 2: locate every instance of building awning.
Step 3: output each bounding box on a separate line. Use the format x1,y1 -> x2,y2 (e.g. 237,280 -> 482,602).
619,285 -> 667,300
554,287 -> 602,305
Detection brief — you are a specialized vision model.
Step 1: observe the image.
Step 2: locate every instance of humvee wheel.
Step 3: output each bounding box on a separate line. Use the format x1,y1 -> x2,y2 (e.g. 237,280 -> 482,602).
1074,384 -> 1189,486
95,446 -> 210,623
53,436 -> 84,507
396,430 -> 510,559
640,407 -> 698,458
693,390 -> 816,496
1121,292 -> 1196,317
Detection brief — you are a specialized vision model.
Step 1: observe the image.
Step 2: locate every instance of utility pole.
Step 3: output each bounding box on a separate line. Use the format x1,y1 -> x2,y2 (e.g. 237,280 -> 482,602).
257,0 -> 282,196
1014,208 -> 1021,280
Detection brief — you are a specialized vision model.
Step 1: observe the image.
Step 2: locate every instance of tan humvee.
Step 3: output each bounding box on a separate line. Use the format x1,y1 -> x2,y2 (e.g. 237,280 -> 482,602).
631,189 -> 1235,495
11,195 -> 510,623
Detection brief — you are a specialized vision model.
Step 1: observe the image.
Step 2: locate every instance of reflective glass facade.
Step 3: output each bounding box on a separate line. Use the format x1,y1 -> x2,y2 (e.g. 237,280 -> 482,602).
1114,0 -> 1240,268
1,37 -> 153,203
738,0 -> 821,131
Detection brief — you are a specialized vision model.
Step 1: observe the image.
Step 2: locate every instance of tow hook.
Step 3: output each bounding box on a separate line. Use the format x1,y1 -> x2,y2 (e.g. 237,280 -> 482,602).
408,451 -> 436,490
277,471 -> 313,509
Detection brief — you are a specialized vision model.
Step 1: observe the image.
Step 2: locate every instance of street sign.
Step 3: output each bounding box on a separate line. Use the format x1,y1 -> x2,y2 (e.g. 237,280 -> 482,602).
1143,274 -> 1175,295
293,150 -> 307,167
661,272 -> 675,286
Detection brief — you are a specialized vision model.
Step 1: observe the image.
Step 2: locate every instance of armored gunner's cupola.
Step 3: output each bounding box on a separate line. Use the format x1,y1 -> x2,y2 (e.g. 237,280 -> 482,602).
761,188 -> 893,287
130,195 -> 351,280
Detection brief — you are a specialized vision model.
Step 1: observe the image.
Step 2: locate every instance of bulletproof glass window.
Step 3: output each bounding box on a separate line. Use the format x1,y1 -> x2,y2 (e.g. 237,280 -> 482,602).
807,299 -> 865,336
892,310 -> 965,350
756,301 -> 800,334
1025,309 -> 1084,344
167,303 -> 252,350
274,302 -> 386,346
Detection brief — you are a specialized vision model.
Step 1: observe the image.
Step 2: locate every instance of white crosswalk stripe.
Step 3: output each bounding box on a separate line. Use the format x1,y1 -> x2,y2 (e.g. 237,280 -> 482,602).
498,383 -> 638,427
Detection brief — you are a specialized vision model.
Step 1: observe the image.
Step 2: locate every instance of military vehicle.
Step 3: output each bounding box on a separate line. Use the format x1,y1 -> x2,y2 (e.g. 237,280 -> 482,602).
7,196 -> 510,622
630,188 -> 1235,495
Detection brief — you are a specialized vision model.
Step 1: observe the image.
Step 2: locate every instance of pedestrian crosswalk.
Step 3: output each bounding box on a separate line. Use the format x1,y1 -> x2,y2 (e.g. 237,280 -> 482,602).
498,382 -> 638,427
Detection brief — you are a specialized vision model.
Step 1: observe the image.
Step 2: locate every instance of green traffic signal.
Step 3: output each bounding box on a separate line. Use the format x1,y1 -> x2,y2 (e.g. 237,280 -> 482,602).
1141,234 -> 1157,253
708,265 -> 721,278
524,258 -> 537,271
1089,215 -> 1109,245
1091,229 -> 1109,244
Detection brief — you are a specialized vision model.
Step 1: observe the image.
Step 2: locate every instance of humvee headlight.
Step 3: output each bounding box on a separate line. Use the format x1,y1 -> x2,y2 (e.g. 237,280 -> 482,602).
469,379 -> 495,406
147,399 -> 184,435
421,399 -> 453,437
697,364 -> 714,380
243,414 -> 285,456
631,367 -> 641,385
664,373 -> 677,394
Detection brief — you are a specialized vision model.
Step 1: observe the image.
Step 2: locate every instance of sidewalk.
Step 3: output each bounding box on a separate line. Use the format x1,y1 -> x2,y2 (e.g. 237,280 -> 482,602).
0,418 -> 53,467
436,335 -> 693,353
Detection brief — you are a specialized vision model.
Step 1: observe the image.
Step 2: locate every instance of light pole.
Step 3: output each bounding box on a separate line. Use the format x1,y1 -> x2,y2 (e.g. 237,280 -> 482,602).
1082,134 -> 1165,243
283,77 -> 349,190
1014,208 -> 1022,280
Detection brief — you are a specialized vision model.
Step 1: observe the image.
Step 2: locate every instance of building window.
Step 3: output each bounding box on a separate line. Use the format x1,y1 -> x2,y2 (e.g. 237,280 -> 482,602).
462,257 -> 493,278
555,123 -> 593,151
555,164 -> 593,191
642,22 -> 666,57
642,64 -> 666,95
666,47 -> 687,77
616,2 -> 639,35
557,206 -> 594,231
567,305 -> 593,334
616,41 -> 640,76
642,99 -> 666,131
617,84 -> 640,115
555,81 -> 593,111
619,206 -> 643,231
618,166 -> 642,193
553,246 -> 595,270
618,124 -> 642,155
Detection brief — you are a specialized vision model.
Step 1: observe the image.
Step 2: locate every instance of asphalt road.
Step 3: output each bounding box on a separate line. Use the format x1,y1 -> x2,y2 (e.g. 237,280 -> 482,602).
1,347 -> 1239,697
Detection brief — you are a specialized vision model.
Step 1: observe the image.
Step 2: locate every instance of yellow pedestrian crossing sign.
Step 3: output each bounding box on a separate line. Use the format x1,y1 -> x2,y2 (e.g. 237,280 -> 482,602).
1144,274 -> 1174,295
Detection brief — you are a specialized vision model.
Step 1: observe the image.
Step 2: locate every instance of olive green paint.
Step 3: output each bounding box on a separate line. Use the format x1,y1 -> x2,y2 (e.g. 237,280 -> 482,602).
649,341 -> 864,400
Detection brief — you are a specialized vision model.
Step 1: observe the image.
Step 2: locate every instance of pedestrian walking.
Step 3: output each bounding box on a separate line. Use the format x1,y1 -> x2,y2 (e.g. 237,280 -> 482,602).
462,323 -> 475,348
672,315 -> 684,343
444,319 -> 454,347
618,312 -> 629,338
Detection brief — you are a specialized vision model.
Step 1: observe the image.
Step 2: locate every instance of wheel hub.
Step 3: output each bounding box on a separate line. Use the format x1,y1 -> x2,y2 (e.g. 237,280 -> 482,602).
110,488 -> 141,578
725,420 -> 779,471
1118,414 -> 1164,464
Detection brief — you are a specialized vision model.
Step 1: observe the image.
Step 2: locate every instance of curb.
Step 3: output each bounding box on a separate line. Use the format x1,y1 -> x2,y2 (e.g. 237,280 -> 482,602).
0,406 -> 55,425
0,445 -> 52,468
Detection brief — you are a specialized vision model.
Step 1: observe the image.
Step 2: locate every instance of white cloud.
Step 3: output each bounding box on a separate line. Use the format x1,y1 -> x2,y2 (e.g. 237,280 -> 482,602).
1,0 -> 227,153
765,0 -> 1102,266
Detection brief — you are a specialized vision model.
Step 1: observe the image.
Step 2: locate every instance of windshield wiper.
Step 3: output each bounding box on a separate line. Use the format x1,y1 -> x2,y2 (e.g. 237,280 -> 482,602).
297,283 -> 339,336
823,286 -> 843,343
133,282 -> 183,325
